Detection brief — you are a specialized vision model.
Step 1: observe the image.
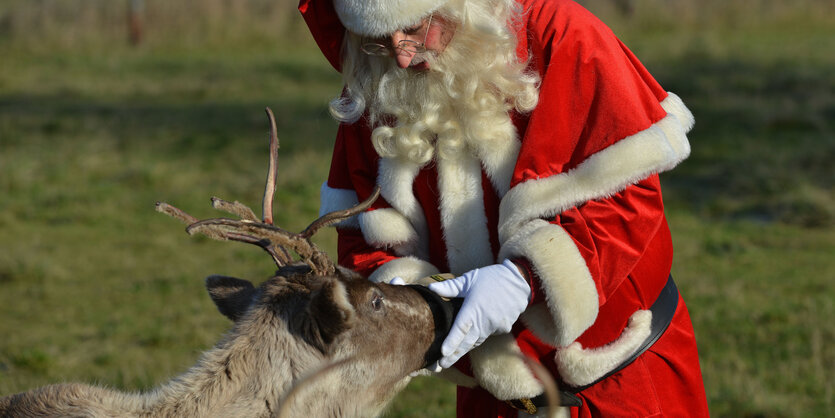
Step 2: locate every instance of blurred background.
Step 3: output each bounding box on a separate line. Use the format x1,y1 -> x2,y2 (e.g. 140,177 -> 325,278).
0,0 -> 832,416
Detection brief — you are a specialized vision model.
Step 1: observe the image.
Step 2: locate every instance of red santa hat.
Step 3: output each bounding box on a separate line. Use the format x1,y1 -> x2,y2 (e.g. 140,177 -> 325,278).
333,0 -> 448,37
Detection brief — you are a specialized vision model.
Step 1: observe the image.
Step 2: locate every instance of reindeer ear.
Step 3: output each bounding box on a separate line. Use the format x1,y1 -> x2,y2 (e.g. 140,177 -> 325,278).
306,279 -> 356,351
335,265 -> 364,281
206,275 -> 257,322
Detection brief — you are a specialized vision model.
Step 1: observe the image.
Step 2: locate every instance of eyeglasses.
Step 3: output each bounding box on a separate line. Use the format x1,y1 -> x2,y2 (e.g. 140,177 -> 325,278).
361,15 -> 433,56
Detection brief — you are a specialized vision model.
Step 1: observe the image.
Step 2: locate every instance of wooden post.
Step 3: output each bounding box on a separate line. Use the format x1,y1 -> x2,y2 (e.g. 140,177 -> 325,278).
612,0 -> 634,17
128,0 -> 144,46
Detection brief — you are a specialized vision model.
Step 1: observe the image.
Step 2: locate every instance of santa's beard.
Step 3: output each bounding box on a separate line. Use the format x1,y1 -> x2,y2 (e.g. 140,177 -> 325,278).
330,0 -> 539,166
367,29 -> 537,166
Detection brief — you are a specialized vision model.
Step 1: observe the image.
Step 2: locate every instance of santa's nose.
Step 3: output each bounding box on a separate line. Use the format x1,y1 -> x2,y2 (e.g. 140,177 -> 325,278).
390,32 -> 416,68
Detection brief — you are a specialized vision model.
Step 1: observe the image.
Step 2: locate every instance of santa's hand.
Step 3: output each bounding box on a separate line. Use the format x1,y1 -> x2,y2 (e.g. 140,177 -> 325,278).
428,259 -> 531,368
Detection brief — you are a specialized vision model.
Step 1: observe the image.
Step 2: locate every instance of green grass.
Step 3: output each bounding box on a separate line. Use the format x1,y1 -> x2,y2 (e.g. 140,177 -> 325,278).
1,1 -> 833,416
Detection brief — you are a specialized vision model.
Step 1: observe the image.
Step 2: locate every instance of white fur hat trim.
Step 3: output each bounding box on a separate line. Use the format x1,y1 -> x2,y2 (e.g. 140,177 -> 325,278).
333,0 -> 448,36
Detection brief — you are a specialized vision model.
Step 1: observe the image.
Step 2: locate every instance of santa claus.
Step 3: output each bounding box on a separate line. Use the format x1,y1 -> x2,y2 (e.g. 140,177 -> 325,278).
300,0 -> 710,416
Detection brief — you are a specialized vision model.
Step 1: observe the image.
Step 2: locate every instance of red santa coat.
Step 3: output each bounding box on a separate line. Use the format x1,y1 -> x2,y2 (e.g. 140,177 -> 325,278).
301,0 -> 709,416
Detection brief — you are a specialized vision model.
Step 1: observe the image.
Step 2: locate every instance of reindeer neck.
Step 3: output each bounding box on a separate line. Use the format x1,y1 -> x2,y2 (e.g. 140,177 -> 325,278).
276,354 -> 413,418
1,317 -> 405,417
0,329 -> 316,417
145,327 -> 322,417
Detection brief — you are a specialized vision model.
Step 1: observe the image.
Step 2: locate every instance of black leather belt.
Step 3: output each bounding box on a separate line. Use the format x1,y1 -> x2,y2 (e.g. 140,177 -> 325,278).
507,275 -> 680,412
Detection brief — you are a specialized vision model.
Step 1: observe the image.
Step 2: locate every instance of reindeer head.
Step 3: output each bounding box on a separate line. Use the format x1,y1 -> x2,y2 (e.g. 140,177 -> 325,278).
205,266 -> 437,381
156,108 -> 452,392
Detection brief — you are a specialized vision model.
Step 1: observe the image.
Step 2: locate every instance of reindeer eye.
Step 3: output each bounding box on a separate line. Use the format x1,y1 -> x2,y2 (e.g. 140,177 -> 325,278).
371,293 -> 384,311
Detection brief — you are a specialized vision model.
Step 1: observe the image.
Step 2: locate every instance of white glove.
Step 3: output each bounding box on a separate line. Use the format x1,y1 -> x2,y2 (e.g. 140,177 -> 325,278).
389,277 -> 407,285
428,259 -> 531,369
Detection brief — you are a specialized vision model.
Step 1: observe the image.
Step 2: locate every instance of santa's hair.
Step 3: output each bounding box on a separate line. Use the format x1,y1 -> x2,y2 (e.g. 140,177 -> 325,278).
330,0 -> 540,165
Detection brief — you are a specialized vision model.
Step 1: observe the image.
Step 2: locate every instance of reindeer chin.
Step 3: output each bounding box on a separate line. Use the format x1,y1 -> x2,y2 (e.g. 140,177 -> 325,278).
406,284 -> 463,368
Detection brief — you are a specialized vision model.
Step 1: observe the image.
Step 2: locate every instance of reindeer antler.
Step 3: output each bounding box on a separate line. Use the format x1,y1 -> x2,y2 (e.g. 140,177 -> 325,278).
156,107 -> 380,276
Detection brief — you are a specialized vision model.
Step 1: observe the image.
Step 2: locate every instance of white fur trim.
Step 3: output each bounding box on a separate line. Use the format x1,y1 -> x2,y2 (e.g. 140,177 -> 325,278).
367,256 -> 439,284
319,182 -> 360,229
358,208 -> 420,256
378,158 -> 430,260
333,0 -> 448,37
469,334 -> 543,399
499,220 -> 598,346
555,309 -> 653,387
661,92 -> 695,132
468,116 -> 521,197
498,93 -> 693,243
436,153 -> 495,275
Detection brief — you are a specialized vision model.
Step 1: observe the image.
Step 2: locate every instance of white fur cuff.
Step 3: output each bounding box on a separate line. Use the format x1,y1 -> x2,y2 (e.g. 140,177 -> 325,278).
359,208 -> 420,256
319,182 -> 360,229
499,220 -> 599,346
367,256 -> 440,283
469,334 -> 543,399
555,309 -> 653,387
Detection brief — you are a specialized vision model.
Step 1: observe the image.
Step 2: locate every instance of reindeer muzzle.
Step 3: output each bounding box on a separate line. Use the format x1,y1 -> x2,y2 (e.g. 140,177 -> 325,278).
406,284 -> 463,368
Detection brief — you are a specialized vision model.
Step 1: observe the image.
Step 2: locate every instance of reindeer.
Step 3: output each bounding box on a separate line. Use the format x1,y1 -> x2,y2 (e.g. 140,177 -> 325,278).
0,109 -> 457,417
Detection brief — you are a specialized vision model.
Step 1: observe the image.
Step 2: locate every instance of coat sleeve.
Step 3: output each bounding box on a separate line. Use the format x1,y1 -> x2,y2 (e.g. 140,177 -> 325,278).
497,0 -> 693,347
320,122 -> 442,281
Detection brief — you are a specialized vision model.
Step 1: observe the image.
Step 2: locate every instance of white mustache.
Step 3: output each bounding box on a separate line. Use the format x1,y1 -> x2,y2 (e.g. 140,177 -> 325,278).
409,54 -> 427,66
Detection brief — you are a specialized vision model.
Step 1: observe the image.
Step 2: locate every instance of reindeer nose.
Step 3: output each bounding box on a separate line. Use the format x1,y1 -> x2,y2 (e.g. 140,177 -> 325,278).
406,284 -> 463,368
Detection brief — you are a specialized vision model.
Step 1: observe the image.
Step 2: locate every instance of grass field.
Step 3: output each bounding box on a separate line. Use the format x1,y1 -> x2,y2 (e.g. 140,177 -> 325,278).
1,0 -> 833,416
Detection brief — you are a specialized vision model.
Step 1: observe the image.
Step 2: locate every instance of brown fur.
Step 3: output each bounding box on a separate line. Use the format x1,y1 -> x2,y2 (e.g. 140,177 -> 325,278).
0,265 -> 436,417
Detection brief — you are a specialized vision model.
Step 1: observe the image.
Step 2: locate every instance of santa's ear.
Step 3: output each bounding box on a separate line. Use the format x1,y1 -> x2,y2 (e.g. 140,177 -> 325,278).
205,275 -> 256,322
305,278 -> 356,351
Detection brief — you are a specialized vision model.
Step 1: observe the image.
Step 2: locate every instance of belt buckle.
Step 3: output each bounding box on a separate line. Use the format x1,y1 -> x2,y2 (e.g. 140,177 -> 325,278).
505,398 -> 538,414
